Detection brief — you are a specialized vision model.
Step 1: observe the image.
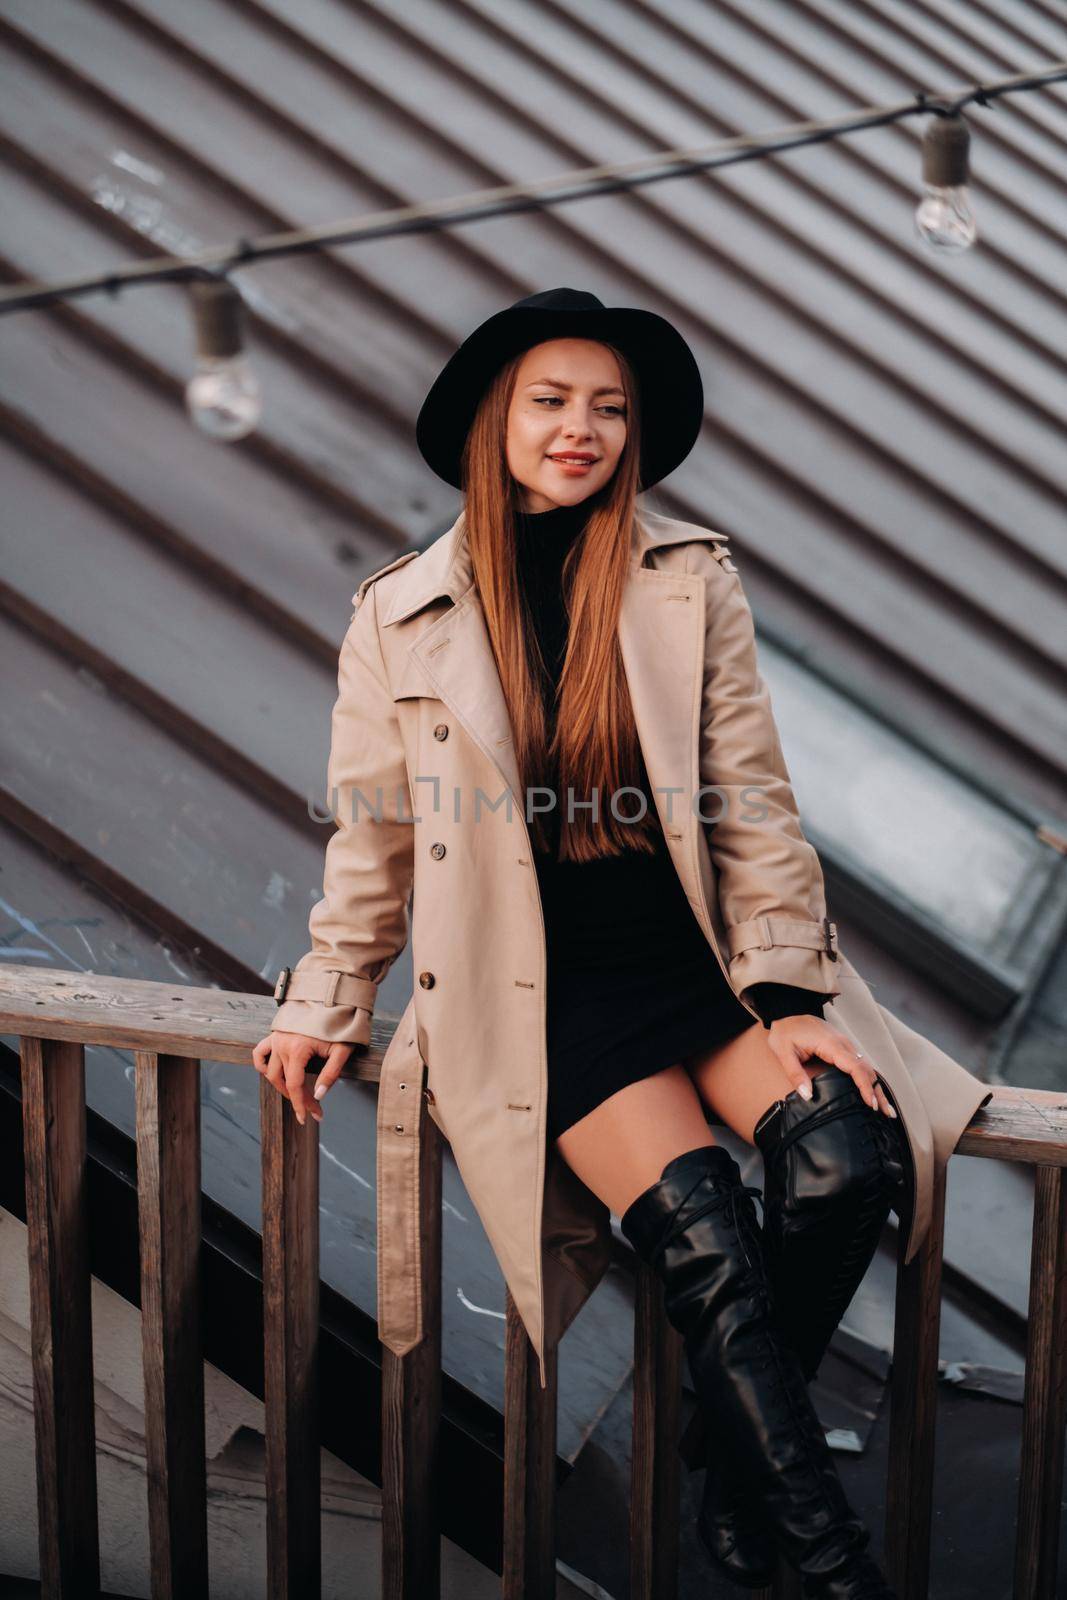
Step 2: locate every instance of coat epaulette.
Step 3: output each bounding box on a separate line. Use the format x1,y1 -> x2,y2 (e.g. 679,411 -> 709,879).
677,526 -> 737,575
644,513 -> 737,573
698,527 -> 737,573
351,549 -> 421,615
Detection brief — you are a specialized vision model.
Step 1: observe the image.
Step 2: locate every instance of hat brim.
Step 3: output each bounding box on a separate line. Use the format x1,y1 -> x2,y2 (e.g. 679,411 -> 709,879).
415,302 -> 703,492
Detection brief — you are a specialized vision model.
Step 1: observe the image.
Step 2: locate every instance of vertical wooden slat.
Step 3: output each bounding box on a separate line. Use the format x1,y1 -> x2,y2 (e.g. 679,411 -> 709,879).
629,1258 -> 682,1600
885,1163 -> 947,1600
261,1079 -> 320,1598
502,1290 -> 558,1600
1014,1163 -> 1067,1600
381,1108 -> 443,1600
21,1035 -> 100,1598
135,1050 -> 208,1598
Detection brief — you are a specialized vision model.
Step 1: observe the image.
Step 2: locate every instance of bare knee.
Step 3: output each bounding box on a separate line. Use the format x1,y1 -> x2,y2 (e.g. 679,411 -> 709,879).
681,1023 -> 826,1145
553,1063 -> 717,1217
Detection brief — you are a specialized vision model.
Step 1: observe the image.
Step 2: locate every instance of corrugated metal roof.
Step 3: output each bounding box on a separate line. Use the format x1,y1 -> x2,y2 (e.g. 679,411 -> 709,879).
4,0 -> 1066,798
1,0 -> 1065,1486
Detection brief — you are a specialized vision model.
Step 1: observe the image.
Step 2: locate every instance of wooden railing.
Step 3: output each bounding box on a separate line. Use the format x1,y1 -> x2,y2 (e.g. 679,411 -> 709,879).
1,964 -> 1065,1600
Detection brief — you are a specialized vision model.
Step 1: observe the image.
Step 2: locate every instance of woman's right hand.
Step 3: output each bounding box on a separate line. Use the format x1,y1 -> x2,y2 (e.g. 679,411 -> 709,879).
252,1031 -> 355,1126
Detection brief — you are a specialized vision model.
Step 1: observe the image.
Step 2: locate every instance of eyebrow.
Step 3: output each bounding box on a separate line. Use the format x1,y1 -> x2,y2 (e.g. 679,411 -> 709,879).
525,377 -> 626,397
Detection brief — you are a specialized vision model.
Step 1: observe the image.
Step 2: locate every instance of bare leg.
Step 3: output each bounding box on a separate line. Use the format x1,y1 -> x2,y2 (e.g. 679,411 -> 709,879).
551,1029 -> 824,1214
680,1021 -> 824,1143
553,1061 -> 718,1215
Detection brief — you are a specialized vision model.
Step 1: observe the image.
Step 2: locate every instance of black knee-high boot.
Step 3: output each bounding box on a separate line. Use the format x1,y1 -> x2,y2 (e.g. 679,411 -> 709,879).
678,1071 -> 910,1583
756,1067 -> 909,1378
620,1143 -> 897,1598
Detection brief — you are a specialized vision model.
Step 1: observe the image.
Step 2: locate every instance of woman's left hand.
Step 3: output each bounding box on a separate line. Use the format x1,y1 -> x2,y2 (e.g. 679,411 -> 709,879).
765,1015 -> 897,1117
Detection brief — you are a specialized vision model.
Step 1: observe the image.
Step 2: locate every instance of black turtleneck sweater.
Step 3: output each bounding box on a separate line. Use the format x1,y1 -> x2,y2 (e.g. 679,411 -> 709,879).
514,497 -> 829,1030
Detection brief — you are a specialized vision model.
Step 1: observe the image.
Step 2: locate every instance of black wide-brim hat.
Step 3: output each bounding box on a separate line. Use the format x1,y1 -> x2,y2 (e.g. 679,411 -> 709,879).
415,287 -> 704,492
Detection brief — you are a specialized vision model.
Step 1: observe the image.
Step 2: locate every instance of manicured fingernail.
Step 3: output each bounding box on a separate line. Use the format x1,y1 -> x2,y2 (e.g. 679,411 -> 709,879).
799,1081 -> 813,1100
313,1083 -> 327,1101
887,1105 -> 898,1117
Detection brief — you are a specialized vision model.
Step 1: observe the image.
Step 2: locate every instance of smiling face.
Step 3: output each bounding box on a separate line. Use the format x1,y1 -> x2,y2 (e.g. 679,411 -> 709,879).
505,338 -> 629,513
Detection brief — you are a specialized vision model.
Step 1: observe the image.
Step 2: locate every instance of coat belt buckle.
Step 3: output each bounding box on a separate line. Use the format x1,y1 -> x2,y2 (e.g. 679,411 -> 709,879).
273,966 -> 292,1003
822,918 -> 838,961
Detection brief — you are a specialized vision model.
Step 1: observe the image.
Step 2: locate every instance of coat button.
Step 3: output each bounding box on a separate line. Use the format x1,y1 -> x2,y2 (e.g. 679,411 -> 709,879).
419,971 -> 436,989
433,724 -> 449,740
430,842 -> 446,859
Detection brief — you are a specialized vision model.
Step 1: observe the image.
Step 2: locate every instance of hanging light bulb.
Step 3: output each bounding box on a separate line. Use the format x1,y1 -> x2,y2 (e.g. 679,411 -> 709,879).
915,112 -> 977,253
185,277 -> 262,440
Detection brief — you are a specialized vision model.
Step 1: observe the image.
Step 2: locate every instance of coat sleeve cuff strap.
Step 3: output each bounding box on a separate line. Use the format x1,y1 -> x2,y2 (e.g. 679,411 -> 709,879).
273,968 -> 380,1009
726,916 -> 839,962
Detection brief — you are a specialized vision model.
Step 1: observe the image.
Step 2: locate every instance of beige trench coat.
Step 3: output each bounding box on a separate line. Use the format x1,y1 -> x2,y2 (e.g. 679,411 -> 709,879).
273,507 -> 993,1389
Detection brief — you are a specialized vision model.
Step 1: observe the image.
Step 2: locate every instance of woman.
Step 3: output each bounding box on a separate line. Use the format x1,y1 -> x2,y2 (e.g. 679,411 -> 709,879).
255,289 -> 992,1598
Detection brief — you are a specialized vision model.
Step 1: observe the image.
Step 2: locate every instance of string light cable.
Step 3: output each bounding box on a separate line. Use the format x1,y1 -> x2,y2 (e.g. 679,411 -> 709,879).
1,59 -> 1062,437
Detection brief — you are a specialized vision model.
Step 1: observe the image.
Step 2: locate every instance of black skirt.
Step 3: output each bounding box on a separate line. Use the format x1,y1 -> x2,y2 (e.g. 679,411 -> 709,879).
535,826 -> 757,1142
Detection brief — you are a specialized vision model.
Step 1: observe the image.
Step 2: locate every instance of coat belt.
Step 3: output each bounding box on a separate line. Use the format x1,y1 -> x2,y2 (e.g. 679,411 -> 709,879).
374,1020 -> 428,1357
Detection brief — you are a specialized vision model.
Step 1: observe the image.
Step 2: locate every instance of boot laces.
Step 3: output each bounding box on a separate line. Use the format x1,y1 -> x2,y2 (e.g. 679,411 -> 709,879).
729,1183 -> 765,1277
660,1179 -> 765,1273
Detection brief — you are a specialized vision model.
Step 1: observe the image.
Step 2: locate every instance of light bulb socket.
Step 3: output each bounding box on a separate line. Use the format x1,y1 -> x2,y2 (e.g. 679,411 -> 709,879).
921,113 -> 970,187
190,278 -> 245,359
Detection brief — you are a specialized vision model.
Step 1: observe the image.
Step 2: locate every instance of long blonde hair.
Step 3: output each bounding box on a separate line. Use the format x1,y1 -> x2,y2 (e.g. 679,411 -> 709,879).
459,345 -> 660,862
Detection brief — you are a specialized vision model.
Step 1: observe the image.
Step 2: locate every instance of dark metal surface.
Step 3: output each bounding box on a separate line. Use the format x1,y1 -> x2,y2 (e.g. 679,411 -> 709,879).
1,4 -> 1065,1573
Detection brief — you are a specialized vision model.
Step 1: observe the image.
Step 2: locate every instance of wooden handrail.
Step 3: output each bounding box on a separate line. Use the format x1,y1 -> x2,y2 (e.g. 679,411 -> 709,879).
2,962 -> 1065,1600
0,964 -> 388,1078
